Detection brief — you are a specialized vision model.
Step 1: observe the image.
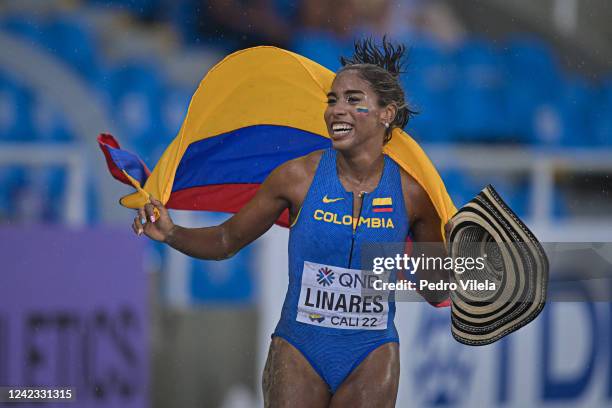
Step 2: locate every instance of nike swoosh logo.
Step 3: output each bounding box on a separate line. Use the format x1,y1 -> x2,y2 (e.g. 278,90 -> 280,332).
322,195 -> 344,203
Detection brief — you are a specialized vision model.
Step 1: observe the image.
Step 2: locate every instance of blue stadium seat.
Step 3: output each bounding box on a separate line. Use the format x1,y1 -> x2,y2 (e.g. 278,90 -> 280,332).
591,79 -> 612,146
511,180 -> 530,219
41,17 -> 99,79
562,77 -> 593,146
532,76 -> 596,146
29,166 -> 66,222
439,169 -> 479,208
553,186 -> 570,219
101,62 -> 165,153
166,0 -> 200,45
451,38 -> 506,142
291,30 -> 353,72
483,177 -> 528,218
402,39 -> 454,143
444,169 -> 528,217
88,0 -> 161,19
503,36 -> 562,143
162,87 -> 191,137
0,73 -> 35,141
32,95 -> 74,142
274,0 -> 300,22
188,213 -> 254,304
86,181 -> 100,224
0,15 -> 44,43
0,166 -> 28,219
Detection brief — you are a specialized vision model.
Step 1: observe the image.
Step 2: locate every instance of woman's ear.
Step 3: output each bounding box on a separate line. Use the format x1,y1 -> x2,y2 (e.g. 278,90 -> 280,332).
380,103 -> 398,126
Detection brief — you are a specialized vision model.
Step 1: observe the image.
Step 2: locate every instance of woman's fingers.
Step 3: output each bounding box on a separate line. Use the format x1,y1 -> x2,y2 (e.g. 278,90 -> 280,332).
138,207 -> 147,225
150,196 -> 163,208
143,203 -> 156,223
149,196 -> 165,219
133,199 -> 167,238
133,215 -> 143,236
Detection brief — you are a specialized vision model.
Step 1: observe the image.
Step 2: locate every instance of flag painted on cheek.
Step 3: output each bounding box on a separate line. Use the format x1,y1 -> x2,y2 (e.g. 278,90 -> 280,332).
97,46 -> 457,235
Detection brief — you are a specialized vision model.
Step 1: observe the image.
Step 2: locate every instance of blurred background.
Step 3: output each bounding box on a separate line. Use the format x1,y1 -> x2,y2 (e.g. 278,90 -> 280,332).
0,0 -> 611,407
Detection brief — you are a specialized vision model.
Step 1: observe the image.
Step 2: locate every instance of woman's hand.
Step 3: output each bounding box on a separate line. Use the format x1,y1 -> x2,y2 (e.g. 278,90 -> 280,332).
444,218 -> 455,241
132,197 -> 175,242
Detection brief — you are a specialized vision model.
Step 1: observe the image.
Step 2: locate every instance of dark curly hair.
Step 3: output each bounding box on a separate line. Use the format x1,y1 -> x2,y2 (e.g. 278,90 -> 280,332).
339,36 -> 416,144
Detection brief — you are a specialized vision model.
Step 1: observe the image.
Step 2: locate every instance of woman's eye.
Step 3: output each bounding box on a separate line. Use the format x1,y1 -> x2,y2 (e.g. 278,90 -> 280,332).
326,98 -> 336,105
347,96 -> 360,104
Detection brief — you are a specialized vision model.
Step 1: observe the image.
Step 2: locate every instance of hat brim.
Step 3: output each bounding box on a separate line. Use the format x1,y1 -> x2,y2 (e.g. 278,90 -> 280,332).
447,185 -> 549,346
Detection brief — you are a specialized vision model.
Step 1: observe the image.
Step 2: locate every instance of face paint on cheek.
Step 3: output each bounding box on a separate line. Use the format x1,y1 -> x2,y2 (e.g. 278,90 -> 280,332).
354,94 -> 370,115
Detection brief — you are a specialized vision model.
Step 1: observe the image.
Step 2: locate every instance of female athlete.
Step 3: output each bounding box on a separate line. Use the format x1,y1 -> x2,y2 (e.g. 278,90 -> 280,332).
132,38 -> 449,407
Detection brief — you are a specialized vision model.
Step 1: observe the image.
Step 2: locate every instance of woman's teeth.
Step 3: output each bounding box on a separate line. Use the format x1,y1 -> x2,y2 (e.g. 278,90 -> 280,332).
332,123 -> 353,136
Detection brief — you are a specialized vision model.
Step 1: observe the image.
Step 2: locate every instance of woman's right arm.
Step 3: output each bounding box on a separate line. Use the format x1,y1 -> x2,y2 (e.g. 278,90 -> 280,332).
132,161 -> 298,260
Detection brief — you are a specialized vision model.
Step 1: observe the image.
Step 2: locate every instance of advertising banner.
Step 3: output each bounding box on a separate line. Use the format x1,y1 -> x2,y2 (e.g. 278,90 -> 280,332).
0,227 -> 148,408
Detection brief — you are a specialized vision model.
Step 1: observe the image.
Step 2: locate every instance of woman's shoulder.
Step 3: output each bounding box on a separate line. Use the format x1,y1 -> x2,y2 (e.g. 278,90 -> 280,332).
398,167 -> 435,215
264,149 -> 325,195
277,149 -> 325,179
264,149 -> 326,210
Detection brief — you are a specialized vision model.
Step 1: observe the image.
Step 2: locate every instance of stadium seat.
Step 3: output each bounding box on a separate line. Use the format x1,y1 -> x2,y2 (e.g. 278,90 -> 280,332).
101,62 -> 165,153
167,0 -> 200,45
0,15 -> 44,43
41,17 -> 100,79
482,177 -> 528,218
0,73 -> 35,142
560,77 -> 594,146
188,212 -> 254,304
532,76 -> 596,146
28,166 -> 66,222
0,166 -> 28,219
402,39 -> 454,143
445,169 -> 528,217
439,169 -> 479,209
591,78 -> 612,146
451,38 -> 506,142
32,95 -> 74,142
291,31 -> 353,72
162,87 -> 191,137
88,0 -> 161,19
503,36 -> 562,143
553,186 -> 570,219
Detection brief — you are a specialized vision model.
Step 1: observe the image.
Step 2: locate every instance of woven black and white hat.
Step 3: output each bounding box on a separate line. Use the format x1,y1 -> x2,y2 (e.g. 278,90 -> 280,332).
447,185 -> 549,346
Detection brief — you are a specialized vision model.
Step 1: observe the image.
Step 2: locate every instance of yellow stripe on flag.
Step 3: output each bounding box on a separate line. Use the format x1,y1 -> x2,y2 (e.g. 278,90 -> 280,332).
373,197 -> 393,206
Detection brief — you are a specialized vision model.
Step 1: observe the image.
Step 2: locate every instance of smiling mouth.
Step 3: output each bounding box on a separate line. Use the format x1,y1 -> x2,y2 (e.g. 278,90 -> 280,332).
331,122 -> 354,137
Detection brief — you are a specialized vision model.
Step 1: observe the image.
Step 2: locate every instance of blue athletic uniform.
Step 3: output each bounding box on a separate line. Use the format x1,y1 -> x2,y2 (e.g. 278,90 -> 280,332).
273,148 -> 411,392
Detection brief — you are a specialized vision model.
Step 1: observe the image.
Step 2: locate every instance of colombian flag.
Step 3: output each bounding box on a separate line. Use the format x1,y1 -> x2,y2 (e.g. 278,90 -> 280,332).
372,197 -> 393,213
98,46 -> 457,237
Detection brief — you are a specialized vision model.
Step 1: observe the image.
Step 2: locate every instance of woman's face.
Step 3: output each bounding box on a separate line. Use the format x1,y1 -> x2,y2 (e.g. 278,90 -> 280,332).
324,70 -> 388,152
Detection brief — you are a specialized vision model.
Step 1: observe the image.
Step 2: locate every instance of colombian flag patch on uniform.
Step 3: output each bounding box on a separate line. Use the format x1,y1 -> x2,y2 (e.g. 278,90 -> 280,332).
372,197 -> 393,213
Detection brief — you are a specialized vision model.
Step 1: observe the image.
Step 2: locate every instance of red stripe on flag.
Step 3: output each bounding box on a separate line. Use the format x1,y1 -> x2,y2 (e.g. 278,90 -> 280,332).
167,184 -> 290,227
372,208 -> 393,213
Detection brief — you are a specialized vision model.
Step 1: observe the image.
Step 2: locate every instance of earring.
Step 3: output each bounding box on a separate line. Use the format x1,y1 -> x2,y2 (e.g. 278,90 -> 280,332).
384,122 -> 389,128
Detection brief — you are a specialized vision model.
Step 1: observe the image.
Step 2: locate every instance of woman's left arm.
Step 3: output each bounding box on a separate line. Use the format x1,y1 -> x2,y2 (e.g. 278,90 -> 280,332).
401,171 -> 450,305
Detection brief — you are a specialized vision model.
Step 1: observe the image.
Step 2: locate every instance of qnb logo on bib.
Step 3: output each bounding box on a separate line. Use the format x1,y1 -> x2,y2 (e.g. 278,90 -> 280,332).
297,261 -> 389,330
316,267 -> 335,286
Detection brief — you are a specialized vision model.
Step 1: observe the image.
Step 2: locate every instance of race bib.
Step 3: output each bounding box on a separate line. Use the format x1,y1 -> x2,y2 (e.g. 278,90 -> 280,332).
296,261 -> 389,330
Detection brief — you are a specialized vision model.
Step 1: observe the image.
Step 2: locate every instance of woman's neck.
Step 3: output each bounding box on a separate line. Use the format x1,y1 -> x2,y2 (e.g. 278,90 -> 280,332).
336,147 -> 384,189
